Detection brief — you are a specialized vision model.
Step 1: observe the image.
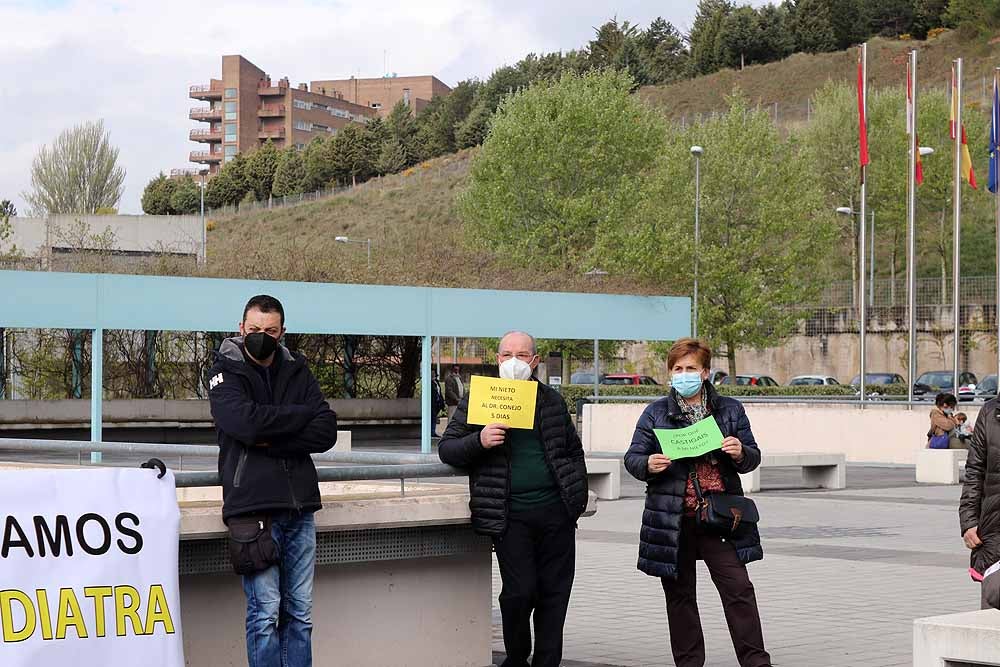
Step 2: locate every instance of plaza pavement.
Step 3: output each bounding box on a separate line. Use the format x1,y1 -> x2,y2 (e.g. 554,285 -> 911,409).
491,466 -> 980,667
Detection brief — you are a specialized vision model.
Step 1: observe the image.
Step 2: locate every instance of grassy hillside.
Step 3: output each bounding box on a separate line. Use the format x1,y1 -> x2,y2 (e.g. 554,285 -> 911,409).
640,31 -> 1000,128
206,150 -> 657,295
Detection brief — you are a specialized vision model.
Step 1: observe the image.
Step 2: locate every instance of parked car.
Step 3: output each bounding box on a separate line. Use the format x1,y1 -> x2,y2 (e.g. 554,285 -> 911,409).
788,375 -> 840,386
849,373 -> 905,387
569,372 -> 605,385
912,370 -> 978,402
709,369 -> 729,385
976,374 -> 998,398
601,374 -> 660,386
719,374 -> 779,387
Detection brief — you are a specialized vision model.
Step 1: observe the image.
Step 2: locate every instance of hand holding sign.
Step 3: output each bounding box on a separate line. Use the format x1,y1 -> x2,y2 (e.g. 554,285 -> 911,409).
654,417 -> 725,460
466,376 -> 537,430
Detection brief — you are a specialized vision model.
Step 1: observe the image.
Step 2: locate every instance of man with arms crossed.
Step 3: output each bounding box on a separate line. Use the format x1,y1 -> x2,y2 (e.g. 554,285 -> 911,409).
209,295 -> 338,667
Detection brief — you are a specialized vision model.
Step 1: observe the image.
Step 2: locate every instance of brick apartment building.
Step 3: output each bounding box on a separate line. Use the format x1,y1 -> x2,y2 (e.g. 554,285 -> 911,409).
188,55 -> 451,175
310,74 -> 451,116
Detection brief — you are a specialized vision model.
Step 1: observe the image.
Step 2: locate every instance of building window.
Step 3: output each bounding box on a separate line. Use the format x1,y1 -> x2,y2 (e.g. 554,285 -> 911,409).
293,99 -> 310,110
331,108 -> 349,119
403,88 -> 411,106
294,121 -> 312,131
313,124 -> 329,132
224,145 -> 237,157
225,88 -> 237,99
224,123 -> 237,142
313,103 -> 328,111
224,156 -> 234,162
370,102 -> 382,109
295,143 -> 306,150
224,101 -> 237,121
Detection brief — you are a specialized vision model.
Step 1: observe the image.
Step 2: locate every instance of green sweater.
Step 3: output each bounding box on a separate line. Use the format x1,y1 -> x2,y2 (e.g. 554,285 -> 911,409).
508,427 -> 561,512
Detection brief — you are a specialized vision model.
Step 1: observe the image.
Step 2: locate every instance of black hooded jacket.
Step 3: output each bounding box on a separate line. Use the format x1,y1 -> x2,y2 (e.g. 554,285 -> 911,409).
624,382 -> 763,579
208,337 -> 338,522
438,380 -> 588,537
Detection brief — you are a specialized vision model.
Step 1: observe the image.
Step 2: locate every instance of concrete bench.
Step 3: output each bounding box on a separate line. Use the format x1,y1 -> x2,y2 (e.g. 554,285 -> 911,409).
738,452 -> 846,493
916,448 -> 968,485
914,609 -> 1000,666
585,458 -> 621,500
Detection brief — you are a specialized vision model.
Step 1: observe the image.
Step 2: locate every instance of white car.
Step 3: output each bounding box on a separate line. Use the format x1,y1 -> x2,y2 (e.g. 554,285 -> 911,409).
788,375 -> 840,386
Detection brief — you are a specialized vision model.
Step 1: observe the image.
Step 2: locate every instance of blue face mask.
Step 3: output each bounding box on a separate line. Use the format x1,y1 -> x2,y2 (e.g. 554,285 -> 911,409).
671,372 -> 704,398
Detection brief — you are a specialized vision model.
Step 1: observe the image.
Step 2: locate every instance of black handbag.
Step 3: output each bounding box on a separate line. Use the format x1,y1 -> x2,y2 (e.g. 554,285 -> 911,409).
689,468 -> 759,535
227,514 -> 281,575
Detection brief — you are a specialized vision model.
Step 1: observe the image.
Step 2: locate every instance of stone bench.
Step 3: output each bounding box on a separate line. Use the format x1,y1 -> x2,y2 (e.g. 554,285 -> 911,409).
585,458 -> 621,500
914,609 -> 1000,666
916,448 -> 968,485
738,452 -> 846,493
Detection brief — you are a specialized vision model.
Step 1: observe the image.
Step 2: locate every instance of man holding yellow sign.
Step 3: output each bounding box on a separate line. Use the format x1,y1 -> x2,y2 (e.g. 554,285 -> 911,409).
439,331 -> 588,667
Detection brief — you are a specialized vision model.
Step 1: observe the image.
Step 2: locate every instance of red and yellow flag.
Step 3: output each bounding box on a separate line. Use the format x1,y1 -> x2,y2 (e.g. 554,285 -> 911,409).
906,60 -> 923,185
951,64 -> 978,189
857,49 -> 870,170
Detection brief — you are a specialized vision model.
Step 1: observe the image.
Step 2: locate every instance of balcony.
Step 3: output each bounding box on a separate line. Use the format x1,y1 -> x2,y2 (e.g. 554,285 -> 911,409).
189,128 -> 222,142
190,106 -> 222,121
258,85 -> 287,97
189,84 -> 223,101
258,104 -> 285,117
258,127 -> 286,139
190,150 -> 222,163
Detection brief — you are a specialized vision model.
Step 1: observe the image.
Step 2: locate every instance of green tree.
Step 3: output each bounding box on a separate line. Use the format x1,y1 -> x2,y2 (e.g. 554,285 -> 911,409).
375,139 -> 408,176
271,147 -> 306,197
639,18 -> 690,85
302,136 -> 334,192
0,200 -> 16,218
25,119 -> 126,215
332,124 -> 372,187
246,140 -> 280,201
461,69 -> 668,271
826,0 -> 870,48
385,102 -> 421,166
867,0 -> 916,36
168,176 -> 201,214
718,5 -> 764,69
757,3 -> 795,62
945,0 -> 1000,36
609,94 -> 835,377
688,0 -> 733,75
789,0 -> 838,53
413,80 -> 478,159
140,173 -> 177,215
205,154 -> 250,208
455,102 -> 494,149
912,0 -> 950,37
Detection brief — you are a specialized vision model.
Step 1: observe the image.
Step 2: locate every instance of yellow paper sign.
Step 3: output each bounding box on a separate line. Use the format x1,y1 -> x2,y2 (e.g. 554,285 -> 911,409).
466,375 -> 538,429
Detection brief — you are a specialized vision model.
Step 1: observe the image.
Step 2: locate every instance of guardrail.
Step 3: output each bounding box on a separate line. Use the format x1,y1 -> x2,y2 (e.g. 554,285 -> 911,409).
581,394 -> 993,407
0,438 -> 463,489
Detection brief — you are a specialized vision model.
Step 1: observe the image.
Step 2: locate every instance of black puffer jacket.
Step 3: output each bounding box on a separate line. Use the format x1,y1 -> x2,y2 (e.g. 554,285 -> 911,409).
438,380 -> 588,536
960,398 -> 1000,574
624,382 -> 763,579
209,337 -> 338,522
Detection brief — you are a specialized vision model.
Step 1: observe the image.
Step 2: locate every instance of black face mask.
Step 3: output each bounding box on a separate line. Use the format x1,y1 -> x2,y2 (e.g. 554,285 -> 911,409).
244,332 -> 279,361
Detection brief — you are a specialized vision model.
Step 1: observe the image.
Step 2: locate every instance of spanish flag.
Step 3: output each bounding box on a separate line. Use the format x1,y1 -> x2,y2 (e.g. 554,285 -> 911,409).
857,48 -> 870,171
951,64 -> 978,189
906,60 -> 924,185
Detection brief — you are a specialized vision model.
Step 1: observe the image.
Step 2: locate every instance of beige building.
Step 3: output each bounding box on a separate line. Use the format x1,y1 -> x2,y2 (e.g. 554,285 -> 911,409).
310,74 -> 452,116
188,55 -> 380,174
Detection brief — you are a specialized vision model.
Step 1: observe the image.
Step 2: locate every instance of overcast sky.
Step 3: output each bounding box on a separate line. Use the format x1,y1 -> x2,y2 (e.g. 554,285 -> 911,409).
0,0 -> 709,215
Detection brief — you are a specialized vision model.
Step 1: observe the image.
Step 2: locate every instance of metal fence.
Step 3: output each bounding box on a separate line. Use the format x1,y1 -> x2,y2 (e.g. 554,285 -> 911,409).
206,183 -> 353,219
810,276 -> 999,309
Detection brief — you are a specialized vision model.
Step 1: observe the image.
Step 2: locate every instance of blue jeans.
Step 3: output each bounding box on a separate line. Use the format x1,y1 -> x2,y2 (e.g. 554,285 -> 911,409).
242,510 -> 316,667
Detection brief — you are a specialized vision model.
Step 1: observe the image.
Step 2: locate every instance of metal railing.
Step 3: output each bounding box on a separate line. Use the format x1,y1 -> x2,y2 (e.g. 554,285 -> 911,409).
0,438 -> 463,489
581,394 -> 991,407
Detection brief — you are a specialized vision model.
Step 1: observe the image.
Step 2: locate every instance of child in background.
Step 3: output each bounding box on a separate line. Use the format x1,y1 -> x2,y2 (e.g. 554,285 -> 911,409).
956,412 -> 973,443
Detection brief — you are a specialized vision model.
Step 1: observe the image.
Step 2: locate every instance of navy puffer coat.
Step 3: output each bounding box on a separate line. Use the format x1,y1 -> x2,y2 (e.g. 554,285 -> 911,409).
624,382 -> 763,579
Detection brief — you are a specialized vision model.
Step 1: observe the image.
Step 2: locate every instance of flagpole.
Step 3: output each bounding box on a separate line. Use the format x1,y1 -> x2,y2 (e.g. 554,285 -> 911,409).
995,68 -> 1000,387
953,58 -> 963,397
907,50 -> 918,406
859,42 -> 868,407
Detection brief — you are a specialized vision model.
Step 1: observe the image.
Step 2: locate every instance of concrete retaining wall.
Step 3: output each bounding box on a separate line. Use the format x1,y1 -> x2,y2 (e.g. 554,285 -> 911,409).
581,401 -> 982,465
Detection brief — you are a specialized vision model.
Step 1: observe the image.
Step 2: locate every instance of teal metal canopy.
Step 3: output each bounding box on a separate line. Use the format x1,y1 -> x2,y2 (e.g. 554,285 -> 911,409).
2,270 -> 690,452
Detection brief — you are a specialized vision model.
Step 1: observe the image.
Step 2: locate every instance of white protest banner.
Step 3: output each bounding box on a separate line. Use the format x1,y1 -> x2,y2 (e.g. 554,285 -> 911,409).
0,468 -> 184,667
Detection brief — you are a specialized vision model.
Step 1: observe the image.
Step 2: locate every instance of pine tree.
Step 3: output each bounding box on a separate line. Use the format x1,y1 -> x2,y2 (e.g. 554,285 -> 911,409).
246,140 -> 280,202
271,147 -> 306,198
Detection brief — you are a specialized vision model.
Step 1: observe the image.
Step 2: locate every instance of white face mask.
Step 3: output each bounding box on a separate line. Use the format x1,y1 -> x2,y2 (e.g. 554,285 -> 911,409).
499,357 -> 533,381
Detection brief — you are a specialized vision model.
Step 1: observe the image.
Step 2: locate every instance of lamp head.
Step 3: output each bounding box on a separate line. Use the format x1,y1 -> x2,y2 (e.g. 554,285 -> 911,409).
690,145 -> 704,157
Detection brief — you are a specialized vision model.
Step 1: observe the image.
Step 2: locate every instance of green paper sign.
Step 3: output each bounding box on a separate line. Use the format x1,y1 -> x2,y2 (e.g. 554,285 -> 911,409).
654,418 -> 725,460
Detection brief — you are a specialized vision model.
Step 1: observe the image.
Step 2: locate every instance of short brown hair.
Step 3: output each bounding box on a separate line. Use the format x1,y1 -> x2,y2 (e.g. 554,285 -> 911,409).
666,338 -> 712,371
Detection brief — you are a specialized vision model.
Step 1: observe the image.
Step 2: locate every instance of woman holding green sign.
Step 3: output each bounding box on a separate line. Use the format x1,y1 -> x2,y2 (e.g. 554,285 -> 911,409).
624,338 -> 770,667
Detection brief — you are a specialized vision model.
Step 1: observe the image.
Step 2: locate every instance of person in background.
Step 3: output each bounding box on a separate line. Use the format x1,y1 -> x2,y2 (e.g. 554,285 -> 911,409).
431,373 -> 446,437
928,393 -> 958,449
438,331 -> 588,667
445,364 -> 465,420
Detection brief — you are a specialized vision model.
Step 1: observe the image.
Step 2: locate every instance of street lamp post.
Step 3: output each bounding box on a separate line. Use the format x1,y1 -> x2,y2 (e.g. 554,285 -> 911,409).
335,236 -> 372,269
690,146 -> 704,338
836,206 -> 876,306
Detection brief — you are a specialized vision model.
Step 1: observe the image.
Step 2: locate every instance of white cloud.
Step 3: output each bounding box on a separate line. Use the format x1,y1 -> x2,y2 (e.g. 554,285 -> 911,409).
0,0 -> 700,214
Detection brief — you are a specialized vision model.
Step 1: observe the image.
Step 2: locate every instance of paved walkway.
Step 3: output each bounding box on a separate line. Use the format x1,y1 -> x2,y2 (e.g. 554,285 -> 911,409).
491,467 -> 978,666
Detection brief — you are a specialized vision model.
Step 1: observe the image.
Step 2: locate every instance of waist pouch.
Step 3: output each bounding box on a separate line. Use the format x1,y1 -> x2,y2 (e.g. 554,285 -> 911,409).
227,514 -> 280,575
690,470 -> 760,535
